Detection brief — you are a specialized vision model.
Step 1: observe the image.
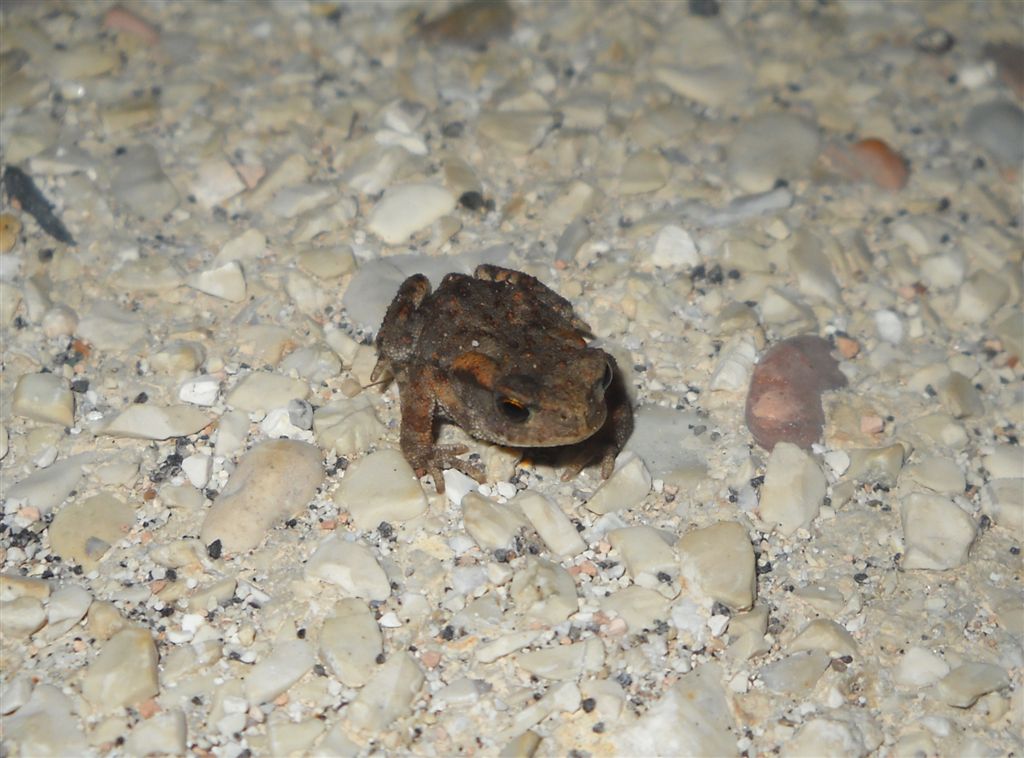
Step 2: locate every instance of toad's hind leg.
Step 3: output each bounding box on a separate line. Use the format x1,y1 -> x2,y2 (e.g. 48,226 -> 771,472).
372,274 -> 431,383
473,264 -> 592,335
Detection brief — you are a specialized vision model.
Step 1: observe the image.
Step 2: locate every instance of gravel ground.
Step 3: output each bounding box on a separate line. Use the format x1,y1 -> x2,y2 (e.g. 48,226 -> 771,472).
1,1 -> 1021,756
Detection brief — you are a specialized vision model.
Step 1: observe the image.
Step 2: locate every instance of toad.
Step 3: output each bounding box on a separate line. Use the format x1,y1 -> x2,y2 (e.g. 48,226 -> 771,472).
372,264 -> 633,493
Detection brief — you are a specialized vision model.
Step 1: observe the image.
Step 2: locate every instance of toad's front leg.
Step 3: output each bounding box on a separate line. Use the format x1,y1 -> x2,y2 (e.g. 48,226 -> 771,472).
396,365 -> 485,494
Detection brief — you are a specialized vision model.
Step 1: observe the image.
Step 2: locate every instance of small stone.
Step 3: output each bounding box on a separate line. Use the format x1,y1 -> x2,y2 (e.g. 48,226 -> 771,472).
244,640 -> 315,705
654,64 -> 748,108
845,444 -> 906,487
0,597 -> 46,639
298,245 -> 356,279
347,652 -> 424,732
477,110 -> 556,154
790,619 -> 857,658
583,453 -> 652,515
914,27 -> 955,54
0,212 -> 21,253
0,574 -> 50,602
894,646 -> 950,688
102,5 -> 160,44
333,449 -> 427,531
609,526 -> 678,580
201,440 -> 323,553
954,270 -> 1011,325
935,663 -> 1010,708
984,42 -> 1024,97
319,598 -> 383,688
678,521 -> 756,611
314,398 -> 386,457
964,100 -> 1024,168
188,261 -> 246,302
44,584 -> 93,639
125,710 -> 187,757
650,225 -> 700,268
305,537 -> 391,602
602,586 -> 670,632
151,341 -> 206,374
462,491 -> 528,550
86,601 -> 127,641
900,492 -> 976,570
937,372 -> 984,418
40,304 -> 78,338
81,627 -> 159,711
0,676 -> 32,715
983,445 -> 1023,479
476,630 -> 542,664
215,228 -> 267,264
268,720 -> 324,757
784,717 -> 875,758
615,665 -> 737,757
418,0 -> 514,47
367,183 -> 456,244
267,182 -> 335,218
515,638 -> 604,681
759,649 -> 831,694
101,405 -> 209,440
225,372 -> 310,414
758,443 -> 826,536
110,144 -> 179,220
981,479 -> 1024,533
874,309 -> 904,344
48,493 -> 135,570
727,112 -> 820,193
825,138 -> 909,191
4,454 -> 89,514
3,685 -> 88,755
515,491 -> 586,558
619,150 -> 670,195
786,231 -> 840,302
192,158 -> 246,208
181,453 -> 211,489
12,372 -> 75,426
510,557 -> 578,625
901,456 -> 965,494
178,375 -> 220,406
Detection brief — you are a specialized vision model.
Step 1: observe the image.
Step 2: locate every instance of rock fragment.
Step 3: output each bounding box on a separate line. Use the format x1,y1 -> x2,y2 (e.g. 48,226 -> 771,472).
12,372 -> 74,426
678,521 -> 756,610
48,493 -> 135,570
900,492 -> 976,570
758,443 -> 826,536
333,449 -> 427,531
81,627 -> 159,711
745,335 -> 847,451
200,440 -> 323,553
347,653 -> 424,731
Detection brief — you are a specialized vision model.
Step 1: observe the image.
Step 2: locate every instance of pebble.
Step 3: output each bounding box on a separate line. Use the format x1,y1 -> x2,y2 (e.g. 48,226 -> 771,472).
225,373 -> 309,413
4,454 -> 90,514
654,64 -> 748,108
462,491 -> 528,550
12,372 -> 75,426
314,398 -> 386,457
201,439 -> 323,553
319,598 -> 383,687
44,584 -> 93,639
582,453 -> 652,515
0,212 -> 20,253
902,456 -> 965,494
48,493 -> 135,570
678,521 -> 756,611
603,586 -> 670,632
332,449 -> 427,531
759,649 -> 831,694
745,335 -> 848,451
477,110 -> 557,154
0,597 -> 46,639
347,652 -> 424,732
305,537 -> 392,602
609,526 -> 678,581
188,261 -> 247,302
935,662 -> 1010,708
109,144 -> 179,220
178,374 -> 220,406
125,710 -> 187,757
758,443 -> 827,536
954,270 -> 1010,324
619,150 -> 670,195
615,665 -> 737,757
981,479 -> 1023,532
366,183 -> 456,245
727,113 -> 821,193
243,640 -> 315,705
894,646 -> 950,688
790,619 -> 857,658
650,225 -> 700,269
516,638 -> 604,681
515,491 -> 586,559
101,404 -> 210,440
3,685 -> 87,755
964,100 -> 1024,168
81,626 -> 159,711
510,558 -> 578,625
825,138 -> 910,191
784,717 -> 877,758
900,493 -> 976,571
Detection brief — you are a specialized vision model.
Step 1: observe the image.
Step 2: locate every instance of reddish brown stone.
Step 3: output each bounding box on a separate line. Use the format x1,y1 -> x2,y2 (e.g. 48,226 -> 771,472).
745,335 -> 848,451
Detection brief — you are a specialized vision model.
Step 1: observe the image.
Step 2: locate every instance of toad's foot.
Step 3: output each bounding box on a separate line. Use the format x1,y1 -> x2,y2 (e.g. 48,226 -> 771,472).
411,444 -> 486,494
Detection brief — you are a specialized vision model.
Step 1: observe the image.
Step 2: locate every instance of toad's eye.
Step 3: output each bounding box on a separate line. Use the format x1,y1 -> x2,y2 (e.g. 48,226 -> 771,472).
600,360 -> 615,391
496,396 -> 531,423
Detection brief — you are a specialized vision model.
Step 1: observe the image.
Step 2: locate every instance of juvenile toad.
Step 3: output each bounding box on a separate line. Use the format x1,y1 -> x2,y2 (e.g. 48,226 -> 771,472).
372,264 -> 633,493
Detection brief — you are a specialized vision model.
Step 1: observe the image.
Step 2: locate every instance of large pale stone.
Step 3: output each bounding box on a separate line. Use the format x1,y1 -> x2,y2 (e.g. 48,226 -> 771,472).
201,440 -> 323,553
758,443 -> 826,535
81,627 -> 159,711
678,521 -> 756,610
49,493 -> 135,570
12,373 -> 74,426
333,449 -> 427,531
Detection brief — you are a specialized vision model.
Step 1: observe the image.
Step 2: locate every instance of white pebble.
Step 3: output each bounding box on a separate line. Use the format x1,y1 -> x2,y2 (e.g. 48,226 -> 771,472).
874,309 -> 904,344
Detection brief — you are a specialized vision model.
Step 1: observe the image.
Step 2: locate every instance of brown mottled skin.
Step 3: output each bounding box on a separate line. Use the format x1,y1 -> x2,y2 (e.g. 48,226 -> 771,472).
372,265 -> 633,493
